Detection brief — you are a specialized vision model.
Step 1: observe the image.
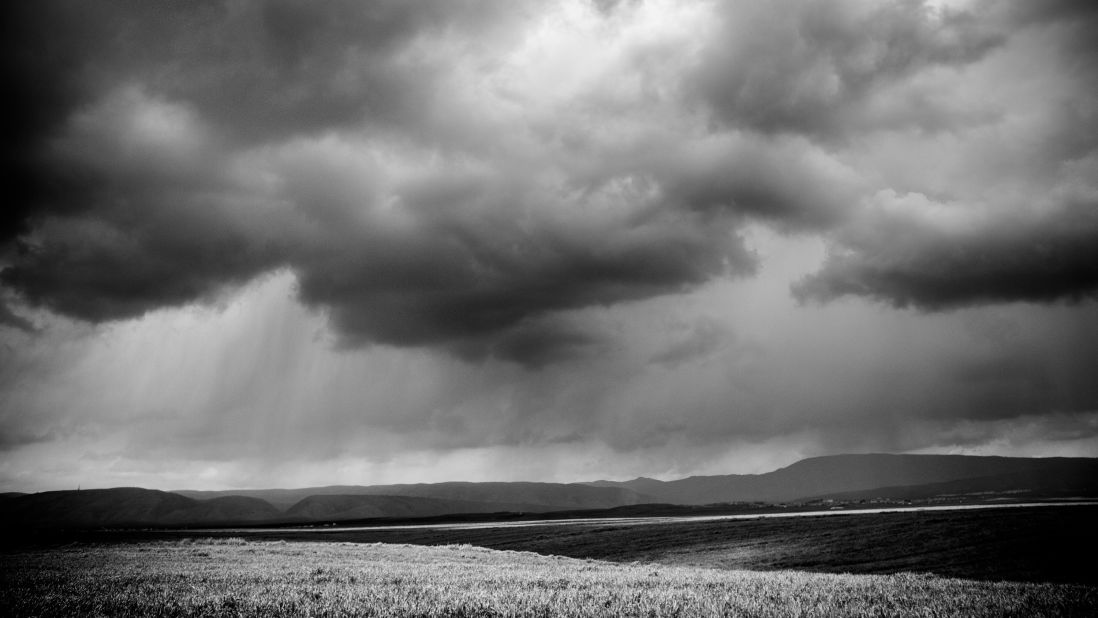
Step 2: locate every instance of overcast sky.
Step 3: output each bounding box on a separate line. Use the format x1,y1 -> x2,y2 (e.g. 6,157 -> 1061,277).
3,0 -> 1097,492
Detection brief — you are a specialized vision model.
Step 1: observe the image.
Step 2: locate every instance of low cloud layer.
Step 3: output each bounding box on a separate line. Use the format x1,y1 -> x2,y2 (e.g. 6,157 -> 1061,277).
795,194 -> 1098,309
2,0 -> 1097,489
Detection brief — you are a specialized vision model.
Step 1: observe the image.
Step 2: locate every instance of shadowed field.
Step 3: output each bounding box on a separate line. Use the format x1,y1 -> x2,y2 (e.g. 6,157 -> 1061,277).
3,540 -> 1095,617
133,504 -> 1098,586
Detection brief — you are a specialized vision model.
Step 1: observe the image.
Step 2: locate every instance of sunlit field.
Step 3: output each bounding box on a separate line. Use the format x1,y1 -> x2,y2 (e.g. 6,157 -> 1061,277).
3,539 -> 1094,617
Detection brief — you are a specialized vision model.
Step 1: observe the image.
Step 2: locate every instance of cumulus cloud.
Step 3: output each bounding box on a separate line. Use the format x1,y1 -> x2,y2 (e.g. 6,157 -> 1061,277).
691,0 -> 1005,137
794,191 -> 1098,309
1,86 -> 304,322
792,0 -> 1098,310
2,0 -> 872,364
7,0 -> 1097,355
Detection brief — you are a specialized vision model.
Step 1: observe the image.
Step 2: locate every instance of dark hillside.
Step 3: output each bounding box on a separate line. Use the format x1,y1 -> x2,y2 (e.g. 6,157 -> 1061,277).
284,494 -> 550,521
178,481 -> 652,512
0,488 -> 281,528
594,454 -> 1098,504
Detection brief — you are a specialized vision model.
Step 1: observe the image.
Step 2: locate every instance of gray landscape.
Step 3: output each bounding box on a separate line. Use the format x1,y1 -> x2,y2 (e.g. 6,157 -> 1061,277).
3,0 -> 1097,615
4,453 -> 1097,528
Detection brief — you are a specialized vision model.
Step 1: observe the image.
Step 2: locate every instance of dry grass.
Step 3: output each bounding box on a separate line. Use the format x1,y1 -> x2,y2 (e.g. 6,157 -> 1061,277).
2,539 -> 1094,617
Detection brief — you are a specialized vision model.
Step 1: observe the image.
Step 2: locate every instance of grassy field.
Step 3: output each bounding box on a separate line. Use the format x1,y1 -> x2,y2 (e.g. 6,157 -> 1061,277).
120,504 -> 1098,585
2,539 -> 1095,617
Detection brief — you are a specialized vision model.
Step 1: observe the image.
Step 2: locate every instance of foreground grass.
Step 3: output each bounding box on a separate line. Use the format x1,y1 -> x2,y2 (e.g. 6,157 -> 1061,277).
2,540 -> 1094,617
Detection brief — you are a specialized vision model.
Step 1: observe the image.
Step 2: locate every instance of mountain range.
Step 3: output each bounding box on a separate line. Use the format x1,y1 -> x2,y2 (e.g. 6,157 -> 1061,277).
588,453 -> 1098,504
175,481 -> 648,512
3,454 -> 1095,529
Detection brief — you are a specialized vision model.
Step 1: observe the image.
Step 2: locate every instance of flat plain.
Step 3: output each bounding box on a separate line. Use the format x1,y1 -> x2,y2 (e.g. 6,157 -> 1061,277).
107,503 -> 1098,585
3,539 -> 1096,617
6,504 -> 1096,616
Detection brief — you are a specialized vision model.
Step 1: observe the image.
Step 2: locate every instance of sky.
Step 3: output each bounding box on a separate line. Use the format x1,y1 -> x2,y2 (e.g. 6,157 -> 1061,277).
2,0 -> 1097,492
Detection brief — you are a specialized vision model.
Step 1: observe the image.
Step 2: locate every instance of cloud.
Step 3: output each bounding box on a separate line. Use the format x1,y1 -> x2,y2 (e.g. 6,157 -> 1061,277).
3,245 -> 1097,491
691,0 -> 1005,137
3,0 -> 864,365
273,133 -> 755,360
791,1 -> 1098,310
3,0 -> 1097,368
3,1 -> 1098,493
794,191 -> 1098,309
0,302 -> 34,333
0,85 -> 305,322
652,133 -> 864,230
647,317 -> 732,368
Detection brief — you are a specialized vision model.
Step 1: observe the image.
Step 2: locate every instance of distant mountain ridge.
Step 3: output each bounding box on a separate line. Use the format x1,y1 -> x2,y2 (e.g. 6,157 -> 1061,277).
0,488 -> 281,528
176,481 -> 652,512
3,454 -> 1095,529
807,464 -> 1098,503
589,454 -> 1098,504
284,494 -> 550,521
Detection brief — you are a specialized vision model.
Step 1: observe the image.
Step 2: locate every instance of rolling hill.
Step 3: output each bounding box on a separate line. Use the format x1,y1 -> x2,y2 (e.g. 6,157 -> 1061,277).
806,462 -> 1098,503
176,481 -> 652,512
284,494 -> 549,521
588,454 -> 1098,504
0,482 -> 652,529
4,454 -> 1095,529
0,488 -> 281,528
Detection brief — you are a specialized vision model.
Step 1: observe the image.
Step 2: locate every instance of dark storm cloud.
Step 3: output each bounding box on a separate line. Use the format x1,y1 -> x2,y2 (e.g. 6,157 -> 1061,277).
5,0 -> 1094,368
0,80 -> 305,322
451,319 -> 604,370
1,0 -> 521,237
692,0 -> 1005,137
151,0 -> 515,144
794,199 -> 1098,309
792,0 -> 1098,311
1006,0 -> 1098,27
1,0 -> 545,352
0,0 -> 790,365
287,160 -> 752,362
651,135 -> 862,230
1,210 -> 295,323
2,0 -> 107,242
